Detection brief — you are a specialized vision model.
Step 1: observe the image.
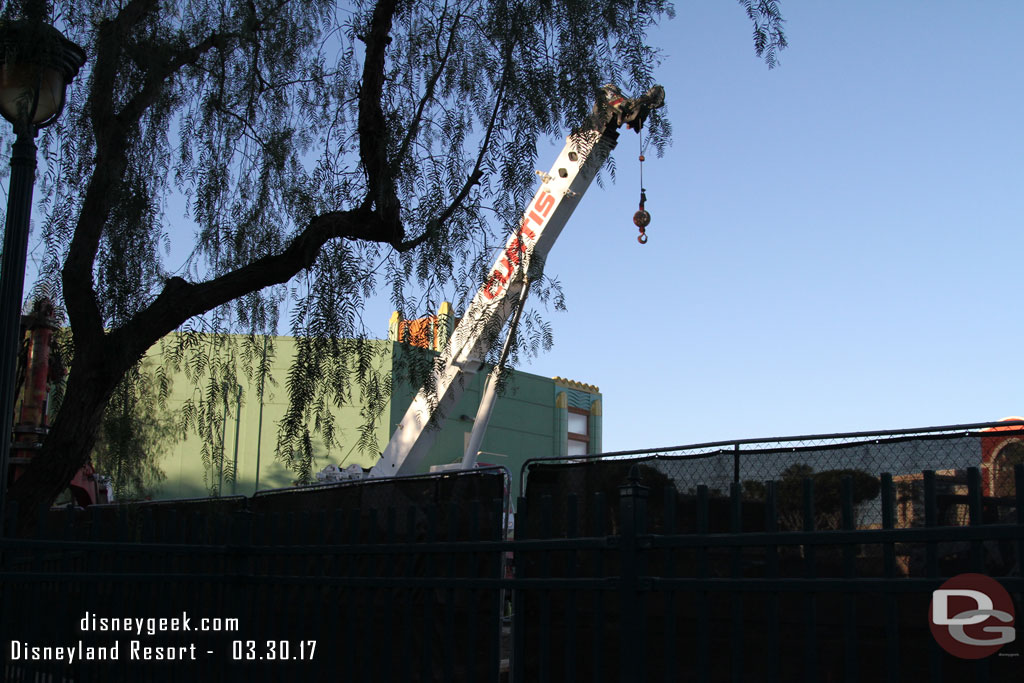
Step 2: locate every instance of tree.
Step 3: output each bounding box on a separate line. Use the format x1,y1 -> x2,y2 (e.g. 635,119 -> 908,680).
4,0 -> 785,525
744,464 -> 881,530
91,361 -> 177,501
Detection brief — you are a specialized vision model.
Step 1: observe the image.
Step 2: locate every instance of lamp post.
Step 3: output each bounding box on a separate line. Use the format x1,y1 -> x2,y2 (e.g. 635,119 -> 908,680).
0,6 -> 85,527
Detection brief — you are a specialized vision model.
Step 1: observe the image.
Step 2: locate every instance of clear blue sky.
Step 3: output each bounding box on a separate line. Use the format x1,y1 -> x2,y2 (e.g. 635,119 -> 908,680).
418,0 -> 1024,452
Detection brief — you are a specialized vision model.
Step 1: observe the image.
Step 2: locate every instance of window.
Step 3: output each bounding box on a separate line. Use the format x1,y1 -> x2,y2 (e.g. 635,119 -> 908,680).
567,440 -> 588,457
568,407 -> 589,456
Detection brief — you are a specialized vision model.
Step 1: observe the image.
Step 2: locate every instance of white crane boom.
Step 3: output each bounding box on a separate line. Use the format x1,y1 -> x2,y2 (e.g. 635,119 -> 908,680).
366,85 -> 664,478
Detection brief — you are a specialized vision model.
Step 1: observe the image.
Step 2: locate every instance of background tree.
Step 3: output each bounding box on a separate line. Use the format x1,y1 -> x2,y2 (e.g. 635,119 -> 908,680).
744,464 -> 881,530
3,0 -> 785,523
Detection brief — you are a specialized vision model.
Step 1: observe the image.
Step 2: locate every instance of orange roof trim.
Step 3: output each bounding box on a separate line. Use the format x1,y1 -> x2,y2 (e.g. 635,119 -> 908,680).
553,376 -> 600,394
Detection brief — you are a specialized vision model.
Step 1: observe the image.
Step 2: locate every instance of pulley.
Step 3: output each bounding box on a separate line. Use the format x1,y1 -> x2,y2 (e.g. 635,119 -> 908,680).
633,185 -> 650,244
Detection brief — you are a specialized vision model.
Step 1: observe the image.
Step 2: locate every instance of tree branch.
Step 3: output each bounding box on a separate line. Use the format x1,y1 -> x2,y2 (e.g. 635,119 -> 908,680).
88,0 -> 158,137
392,9 -> 463,172
107,206 -> 391,362
65,0 -> 161,346
118,31 -> 233,127
394,39 -> 513,253
357,0 -> 402,242
65,13 -> 240,349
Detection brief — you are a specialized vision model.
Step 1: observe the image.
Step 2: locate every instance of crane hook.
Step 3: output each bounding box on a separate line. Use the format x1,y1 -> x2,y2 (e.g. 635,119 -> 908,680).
633,187 -> 650,244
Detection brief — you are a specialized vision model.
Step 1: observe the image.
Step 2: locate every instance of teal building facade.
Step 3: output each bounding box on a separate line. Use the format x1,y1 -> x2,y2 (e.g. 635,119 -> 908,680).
138,304 -> 602,502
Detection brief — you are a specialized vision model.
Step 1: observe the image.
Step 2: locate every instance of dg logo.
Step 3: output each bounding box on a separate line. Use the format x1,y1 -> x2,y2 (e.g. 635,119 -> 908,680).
929,573 -> 1017,659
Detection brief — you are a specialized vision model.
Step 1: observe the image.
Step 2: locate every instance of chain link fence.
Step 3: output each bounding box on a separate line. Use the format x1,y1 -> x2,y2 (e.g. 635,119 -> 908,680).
522,420 -> 1024,530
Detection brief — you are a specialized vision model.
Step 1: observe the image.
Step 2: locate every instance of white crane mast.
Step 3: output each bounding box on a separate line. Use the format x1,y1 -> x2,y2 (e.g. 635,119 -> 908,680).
366,85 -> 664,478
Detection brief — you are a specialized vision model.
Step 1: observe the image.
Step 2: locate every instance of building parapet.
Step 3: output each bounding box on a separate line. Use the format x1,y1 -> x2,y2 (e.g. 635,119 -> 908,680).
552,376 -> 600,394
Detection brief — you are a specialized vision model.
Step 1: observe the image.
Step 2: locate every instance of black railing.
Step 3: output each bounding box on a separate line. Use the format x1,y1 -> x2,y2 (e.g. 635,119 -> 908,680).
1,447 -> 1021,682
512,463 -> 1022,683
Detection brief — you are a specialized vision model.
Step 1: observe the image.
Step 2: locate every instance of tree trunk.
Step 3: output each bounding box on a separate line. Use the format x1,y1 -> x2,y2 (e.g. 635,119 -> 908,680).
6,353 -> 118,535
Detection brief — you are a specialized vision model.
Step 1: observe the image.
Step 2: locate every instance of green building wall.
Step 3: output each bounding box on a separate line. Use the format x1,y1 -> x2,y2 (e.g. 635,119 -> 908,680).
149,336 -> 393,499
132,331 -> 601,503
391,352 -> 559,484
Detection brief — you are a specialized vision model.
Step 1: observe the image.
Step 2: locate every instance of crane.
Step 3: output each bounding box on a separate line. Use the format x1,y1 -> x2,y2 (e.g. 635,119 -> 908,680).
320,84 -> 665,483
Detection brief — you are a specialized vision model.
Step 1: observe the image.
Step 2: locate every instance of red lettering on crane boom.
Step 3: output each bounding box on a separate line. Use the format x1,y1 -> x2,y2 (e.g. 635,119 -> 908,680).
480,195 -> 551,301
534,192 -> 556,216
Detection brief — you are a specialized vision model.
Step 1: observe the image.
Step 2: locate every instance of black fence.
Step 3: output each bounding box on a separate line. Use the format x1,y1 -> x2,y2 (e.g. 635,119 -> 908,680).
514,463 -> 1022,683
1,467 -> 510,683
1,424 -> 1022,682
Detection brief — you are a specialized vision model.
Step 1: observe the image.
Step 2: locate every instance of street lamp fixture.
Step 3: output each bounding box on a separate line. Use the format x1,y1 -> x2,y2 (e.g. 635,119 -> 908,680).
0,8 -> 85,132
0,8 -> 85,527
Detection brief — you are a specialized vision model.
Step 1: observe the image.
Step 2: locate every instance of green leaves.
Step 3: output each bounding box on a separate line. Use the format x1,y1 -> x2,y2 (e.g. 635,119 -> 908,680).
93,361 -> 176,501
737,0 -> 788,69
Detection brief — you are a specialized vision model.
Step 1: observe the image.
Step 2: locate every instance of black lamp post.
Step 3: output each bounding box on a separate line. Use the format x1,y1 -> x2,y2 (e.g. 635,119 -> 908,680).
0,6 -> 85,526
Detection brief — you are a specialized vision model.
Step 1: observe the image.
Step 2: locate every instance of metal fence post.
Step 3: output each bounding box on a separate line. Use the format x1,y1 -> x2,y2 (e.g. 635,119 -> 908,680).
923,470 -> 941,683
802,477 -> 817,683
729,482 -> 743,682
512,497 -> 528,683
879,473 -> 900,683
619,465 -> 649,683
